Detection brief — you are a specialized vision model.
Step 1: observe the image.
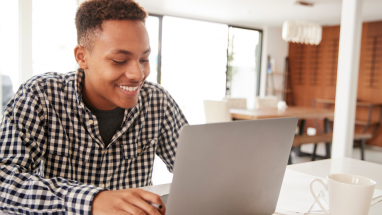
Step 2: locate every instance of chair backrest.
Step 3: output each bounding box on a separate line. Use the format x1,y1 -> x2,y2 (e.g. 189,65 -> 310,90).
255,96 -> 278,109
223,97 -> 247,109
203,100 -> 232,123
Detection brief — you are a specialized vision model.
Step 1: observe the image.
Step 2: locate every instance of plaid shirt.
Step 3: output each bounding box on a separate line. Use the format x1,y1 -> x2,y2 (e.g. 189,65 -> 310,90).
0,69 -> 187,214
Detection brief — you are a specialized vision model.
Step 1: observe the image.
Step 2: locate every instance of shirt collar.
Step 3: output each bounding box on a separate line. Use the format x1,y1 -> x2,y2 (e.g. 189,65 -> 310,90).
75,68 -> 86,108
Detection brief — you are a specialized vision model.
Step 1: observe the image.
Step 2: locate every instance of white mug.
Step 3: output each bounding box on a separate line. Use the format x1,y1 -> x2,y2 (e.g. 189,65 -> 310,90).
277,101 -> 288,112
310,174 -> 376,215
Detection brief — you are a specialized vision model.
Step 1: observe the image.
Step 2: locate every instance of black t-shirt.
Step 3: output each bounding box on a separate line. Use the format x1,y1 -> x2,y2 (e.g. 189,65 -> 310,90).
83,99 -> 125,146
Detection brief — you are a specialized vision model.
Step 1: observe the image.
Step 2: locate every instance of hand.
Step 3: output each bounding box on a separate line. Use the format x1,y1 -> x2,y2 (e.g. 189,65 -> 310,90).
92,188 -> 166,215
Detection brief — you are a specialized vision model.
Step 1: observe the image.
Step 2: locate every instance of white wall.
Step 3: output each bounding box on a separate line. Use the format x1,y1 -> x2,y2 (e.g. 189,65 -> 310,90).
259,27 -> 289,101
267,27 -> 288,74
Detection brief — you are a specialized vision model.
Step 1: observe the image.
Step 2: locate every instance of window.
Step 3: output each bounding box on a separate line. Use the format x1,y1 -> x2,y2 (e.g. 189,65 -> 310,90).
227,27 -> 262,109
161,16 -> 228,125
145,16 -> 161,84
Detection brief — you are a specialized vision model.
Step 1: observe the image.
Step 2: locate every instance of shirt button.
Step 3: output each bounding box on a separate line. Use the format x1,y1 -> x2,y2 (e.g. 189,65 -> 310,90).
103,150 -> 107,155
137,148 -> 142,154
69,150 -> 72,155
89,120 -> 94,125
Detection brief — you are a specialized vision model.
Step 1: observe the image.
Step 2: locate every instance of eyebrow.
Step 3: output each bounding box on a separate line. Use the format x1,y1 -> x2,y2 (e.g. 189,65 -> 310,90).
111,48 -> 151,55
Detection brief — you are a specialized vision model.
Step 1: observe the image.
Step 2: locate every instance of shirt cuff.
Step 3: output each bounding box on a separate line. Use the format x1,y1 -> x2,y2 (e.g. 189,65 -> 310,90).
64,183 -> 106,215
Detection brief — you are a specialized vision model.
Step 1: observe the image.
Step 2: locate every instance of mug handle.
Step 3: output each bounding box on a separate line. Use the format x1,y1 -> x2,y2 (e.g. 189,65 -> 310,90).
310,178 -> 330,215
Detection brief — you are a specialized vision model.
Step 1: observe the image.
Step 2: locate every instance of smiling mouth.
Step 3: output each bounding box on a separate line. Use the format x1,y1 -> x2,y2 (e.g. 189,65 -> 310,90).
117,85 -> 139,92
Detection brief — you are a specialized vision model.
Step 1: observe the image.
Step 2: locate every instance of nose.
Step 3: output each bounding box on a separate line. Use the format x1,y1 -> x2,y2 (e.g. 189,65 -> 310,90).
124,60 -> 145,81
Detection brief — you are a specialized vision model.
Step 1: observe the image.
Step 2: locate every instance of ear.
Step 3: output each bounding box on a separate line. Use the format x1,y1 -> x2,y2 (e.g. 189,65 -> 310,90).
74,45 -> 89,70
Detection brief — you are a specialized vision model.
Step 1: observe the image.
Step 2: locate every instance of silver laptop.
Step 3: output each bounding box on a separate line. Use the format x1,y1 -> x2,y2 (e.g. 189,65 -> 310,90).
162,117 -> 298,215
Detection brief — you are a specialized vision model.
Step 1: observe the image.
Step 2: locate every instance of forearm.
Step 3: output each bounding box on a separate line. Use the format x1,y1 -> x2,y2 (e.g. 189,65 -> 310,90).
0,164 -> 105,215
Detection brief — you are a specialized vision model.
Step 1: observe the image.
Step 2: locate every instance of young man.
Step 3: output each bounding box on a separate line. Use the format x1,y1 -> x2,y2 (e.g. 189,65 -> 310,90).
0,0 -> 187,214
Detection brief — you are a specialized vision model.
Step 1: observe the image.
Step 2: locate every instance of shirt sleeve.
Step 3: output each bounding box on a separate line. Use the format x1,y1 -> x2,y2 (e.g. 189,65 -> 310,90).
0,85 -> 104,215
156,91 -> 188,173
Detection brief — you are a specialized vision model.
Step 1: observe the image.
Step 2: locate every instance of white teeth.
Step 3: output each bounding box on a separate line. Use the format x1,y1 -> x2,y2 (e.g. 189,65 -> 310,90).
118,85 -> 138,92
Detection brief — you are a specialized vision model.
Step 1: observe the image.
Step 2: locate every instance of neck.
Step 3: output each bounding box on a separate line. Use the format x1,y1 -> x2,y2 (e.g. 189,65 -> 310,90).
82,77 -> 118,111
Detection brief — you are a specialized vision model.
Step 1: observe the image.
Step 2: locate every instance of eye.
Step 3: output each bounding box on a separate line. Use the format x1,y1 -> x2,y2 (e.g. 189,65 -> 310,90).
140,59 -> 149,63
112,60 -> 126,64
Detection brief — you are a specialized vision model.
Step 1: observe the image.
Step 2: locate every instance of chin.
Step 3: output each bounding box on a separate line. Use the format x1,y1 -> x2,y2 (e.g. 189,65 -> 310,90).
117,99 -> 139,109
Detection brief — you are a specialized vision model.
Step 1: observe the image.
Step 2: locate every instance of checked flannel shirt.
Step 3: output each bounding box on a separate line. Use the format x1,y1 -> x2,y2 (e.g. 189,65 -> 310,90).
0,69 -> 188,214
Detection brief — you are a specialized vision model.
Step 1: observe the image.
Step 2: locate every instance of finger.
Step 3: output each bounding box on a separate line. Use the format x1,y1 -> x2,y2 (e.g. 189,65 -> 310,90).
137,191 -> 166,215
123,196 -> 162,215
128,189 -> 166,214
114,211 -> 132,215
120,202 -> 148,215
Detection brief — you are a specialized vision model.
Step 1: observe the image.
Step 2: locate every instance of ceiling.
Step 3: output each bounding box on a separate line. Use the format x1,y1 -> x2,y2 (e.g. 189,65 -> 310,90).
135,0 -> 382,28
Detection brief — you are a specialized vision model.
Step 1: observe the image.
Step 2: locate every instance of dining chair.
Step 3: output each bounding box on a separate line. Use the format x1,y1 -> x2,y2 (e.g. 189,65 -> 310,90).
203,100 -> 232,123
223,97 -> 247,109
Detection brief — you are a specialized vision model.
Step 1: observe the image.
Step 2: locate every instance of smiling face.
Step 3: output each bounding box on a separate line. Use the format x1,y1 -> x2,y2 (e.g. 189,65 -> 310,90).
75,20 -> 150,110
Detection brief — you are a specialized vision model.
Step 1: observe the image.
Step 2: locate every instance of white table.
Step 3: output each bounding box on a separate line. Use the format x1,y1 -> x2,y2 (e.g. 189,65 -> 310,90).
141,157 -> 382,215
287,157 -> 382,215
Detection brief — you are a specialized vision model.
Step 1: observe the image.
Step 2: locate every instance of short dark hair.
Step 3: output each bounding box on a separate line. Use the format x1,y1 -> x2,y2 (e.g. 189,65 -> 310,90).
75,0 -> 147,52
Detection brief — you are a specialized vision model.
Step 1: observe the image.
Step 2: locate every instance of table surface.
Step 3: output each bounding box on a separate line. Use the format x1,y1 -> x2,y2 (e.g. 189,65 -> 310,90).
230,106 -> 334,120
288,157 -> 382,215
141,157 -> 382,215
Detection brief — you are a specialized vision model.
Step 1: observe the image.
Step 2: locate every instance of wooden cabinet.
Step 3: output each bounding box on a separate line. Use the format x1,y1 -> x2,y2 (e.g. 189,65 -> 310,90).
287,21 -> 382,147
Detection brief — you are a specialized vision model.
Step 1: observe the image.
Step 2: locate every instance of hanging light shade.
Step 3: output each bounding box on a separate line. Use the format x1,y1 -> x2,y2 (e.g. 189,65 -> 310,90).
282,21 -> 322,45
